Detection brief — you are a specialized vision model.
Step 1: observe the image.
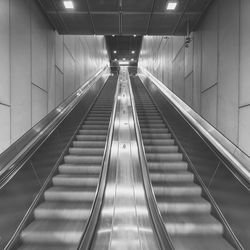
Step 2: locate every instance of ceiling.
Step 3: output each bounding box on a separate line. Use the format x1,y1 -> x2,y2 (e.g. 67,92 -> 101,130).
37,0 -> 214,36
106,35 -> 142,64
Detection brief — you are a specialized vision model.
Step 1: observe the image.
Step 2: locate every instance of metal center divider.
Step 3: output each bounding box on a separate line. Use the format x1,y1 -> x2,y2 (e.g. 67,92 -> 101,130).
80,67 -> 163,250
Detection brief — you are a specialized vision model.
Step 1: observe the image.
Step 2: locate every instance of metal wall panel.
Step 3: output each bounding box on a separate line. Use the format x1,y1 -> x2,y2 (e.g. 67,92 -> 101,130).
63,47 -> 75,99
201,1 -> 218,92
0,0 -> 10,106
0,105 -> 10,153
55,31 -> 64,72
184,72 -> 193,107
217,0 -> 239,144
239,0 -> 250,106
201,84 -> 218,127
55,67 -> 64,106
239,106 -> 250,156
31,84 -> 48,126
10,0 -> 32,143
31,1 -> 48,91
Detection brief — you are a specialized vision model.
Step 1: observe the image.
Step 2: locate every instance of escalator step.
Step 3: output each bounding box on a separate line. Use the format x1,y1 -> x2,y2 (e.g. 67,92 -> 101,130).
156,196 -> 211,213
142,133 -> 171,139
72,141 -> 106,148
148,161 -> 188,170
164,214 -> 223,235
145,145 -> 178,153
58,164 -> 101,175
52,174 -> 99,186
34,202 -> 92,220
146,153 -> 183,161
68,147 -> 104,155
78,129 -> 107,135
150,172 -> 194,182
143,139 -> 175,145
44,187 -> 96,202
21,220 -> 85,245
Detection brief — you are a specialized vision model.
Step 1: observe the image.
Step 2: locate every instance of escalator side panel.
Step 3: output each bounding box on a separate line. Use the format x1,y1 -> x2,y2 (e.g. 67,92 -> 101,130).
0,76 -> 113,250
131,76 -> 236,250
137,75 -> 250,249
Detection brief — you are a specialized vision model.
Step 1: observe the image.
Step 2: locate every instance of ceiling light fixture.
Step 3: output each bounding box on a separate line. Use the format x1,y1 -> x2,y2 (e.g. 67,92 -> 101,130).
166,1 -> 178,10
123,58 -> 126,61
133,35 -> 136,37
131,50 -> 135,54
119,61 -> 130,65
64,1 -> 74,9
112,35 -> 115,37
131,58 -> 134,61
114,50 -> 117,54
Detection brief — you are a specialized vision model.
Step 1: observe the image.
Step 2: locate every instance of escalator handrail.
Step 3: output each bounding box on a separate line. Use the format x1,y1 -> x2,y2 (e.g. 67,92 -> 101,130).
0,66 -> 109,189
139,67 -> 250,185
127,74 -> 174,250
78,75 -> 120,249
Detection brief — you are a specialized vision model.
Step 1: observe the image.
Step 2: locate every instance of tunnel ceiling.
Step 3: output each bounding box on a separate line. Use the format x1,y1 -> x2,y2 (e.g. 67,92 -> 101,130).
37,0 -> 213,35
105,35 -> 142,63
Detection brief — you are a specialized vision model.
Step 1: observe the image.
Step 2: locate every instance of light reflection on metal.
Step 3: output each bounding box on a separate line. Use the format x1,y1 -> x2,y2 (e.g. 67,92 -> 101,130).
90,67 -> 160,250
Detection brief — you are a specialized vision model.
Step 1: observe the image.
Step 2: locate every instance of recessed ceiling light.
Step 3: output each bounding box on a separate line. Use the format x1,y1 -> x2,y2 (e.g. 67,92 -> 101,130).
133,34 -> 136,37
131,58 -> 134,61
166,1 -> 178,10
131,50 -> 135,54
64,1 -> 74,9
114,50 -> 117,54
114,59 -> 117,61
123,58 -> 126,61
112,35 -> 115,37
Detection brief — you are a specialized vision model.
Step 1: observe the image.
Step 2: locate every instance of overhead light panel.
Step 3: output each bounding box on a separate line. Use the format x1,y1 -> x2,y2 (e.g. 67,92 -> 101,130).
64,1 -> 74,9
131,58 -> 134,61
114,50 -> 117,54
123,58 -> 126,61
131,50 -> 135,54
119,61 -> 130,65
133,35 -> 136,37
166,1 -> 178,10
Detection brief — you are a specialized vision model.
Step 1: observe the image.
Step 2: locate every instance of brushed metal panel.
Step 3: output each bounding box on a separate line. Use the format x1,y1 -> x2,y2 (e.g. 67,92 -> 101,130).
193,31 -> 202,113
55,31 -> 64,72
0,104 -> 10,154
55,66 -> 64,106
201,1 -> 218,92
217,0 -> 239,144
63,47 -> 75,99
10,0 -> 32,143
31,84 -> 48,126
172,48 -> 185,100
239,106 -> 250,156
64,35 -> 76,60
201,84 -> 218,127
48,30 -> 56,112
239,0 -> 250,106
184,72 -> 193,107
0,0 -> 10,106
31,1 -> 48,91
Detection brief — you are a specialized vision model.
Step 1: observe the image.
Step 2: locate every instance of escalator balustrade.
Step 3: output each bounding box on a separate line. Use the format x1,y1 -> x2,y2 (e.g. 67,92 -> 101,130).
131,76 -> 234,250
17,77 -> 117,250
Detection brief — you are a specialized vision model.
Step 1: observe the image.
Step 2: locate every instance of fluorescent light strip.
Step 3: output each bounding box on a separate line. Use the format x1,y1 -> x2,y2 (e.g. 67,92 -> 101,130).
64,1 -> 74,9
119,61 -> 130,65
167,2 -> 177,10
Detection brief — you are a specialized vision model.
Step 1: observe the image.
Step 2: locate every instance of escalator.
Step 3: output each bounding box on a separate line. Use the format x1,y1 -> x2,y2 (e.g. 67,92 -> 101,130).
131,76 -> 234,250
15,76 -> 117,250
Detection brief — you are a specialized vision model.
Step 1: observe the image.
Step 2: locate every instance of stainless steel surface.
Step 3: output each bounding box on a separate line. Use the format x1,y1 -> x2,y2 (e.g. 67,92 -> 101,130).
90,68 -> 160,250
138,67 -> 250,186
6,75 -> 117,250
0,66 -> 109,189
131,76 -> 235,250
127,74 -> 174,250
